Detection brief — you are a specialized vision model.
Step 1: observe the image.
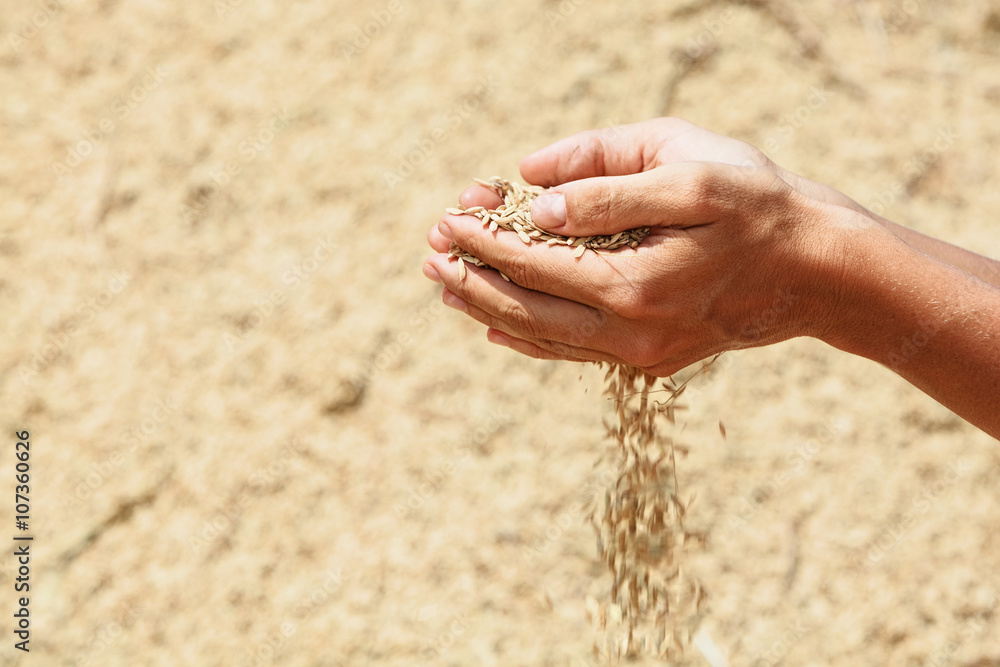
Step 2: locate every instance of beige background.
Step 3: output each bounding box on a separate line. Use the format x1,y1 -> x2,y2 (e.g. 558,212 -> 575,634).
2,0 -> 999,665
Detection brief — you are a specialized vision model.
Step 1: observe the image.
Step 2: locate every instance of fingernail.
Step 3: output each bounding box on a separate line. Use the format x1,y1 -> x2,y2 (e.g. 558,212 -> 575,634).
442,289 -> 467,313
487,329 -> 511,348
423,262 -> 443,284
437,221 -> 454,240
531,194 -> 567,230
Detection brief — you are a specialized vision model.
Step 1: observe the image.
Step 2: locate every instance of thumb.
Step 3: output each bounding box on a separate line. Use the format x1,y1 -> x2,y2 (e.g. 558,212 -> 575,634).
530,163 -> 724,237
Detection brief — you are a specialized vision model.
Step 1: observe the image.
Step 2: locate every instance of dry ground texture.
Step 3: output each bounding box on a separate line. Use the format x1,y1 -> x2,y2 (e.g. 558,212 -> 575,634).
2,0 -> 1000,665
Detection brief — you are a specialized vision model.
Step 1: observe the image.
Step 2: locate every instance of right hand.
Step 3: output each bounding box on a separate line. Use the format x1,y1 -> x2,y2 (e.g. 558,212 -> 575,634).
433,118 -> 882,241
516,117 -> 873,218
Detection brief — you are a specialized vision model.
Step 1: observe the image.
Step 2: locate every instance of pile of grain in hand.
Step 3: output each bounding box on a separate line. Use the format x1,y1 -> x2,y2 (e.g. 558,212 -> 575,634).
444,178 -> 710,662
445,176 -> 649,280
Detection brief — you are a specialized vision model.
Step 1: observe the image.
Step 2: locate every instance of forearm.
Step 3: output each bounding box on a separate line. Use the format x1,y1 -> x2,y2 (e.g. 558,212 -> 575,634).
874,216 -> 1000,290
780,168 -> 1000,290
819,209 -> 1000,438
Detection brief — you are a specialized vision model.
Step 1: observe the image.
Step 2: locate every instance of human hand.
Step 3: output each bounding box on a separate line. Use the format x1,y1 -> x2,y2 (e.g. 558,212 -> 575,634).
431,118 -> 871,217
423,120 -> 856,375
425,118 -> 1000,436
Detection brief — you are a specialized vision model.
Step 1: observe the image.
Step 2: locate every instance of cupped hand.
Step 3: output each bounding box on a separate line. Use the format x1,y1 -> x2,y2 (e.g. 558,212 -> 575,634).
424,127 -> 854,375
425,118 -> 1000,437
428,117 -> 873,257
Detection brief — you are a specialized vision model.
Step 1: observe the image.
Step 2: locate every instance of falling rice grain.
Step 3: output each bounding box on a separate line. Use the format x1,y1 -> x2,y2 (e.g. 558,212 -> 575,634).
442,178 -> 710,663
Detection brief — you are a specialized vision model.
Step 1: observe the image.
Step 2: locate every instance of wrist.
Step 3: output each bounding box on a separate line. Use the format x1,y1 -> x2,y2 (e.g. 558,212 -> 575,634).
809,203 -> 966,367
798,202 -> 910,355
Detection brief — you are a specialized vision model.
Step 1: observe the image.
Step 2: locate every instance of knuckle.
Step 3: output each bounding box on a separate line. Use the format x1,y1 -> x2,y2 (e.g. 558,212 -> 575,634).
655,116 -> 693,136
447,264 -> 473,297
610,288 -> 649,322
562,134 -> 606,179
500,250 -> 535,288
660,163 -> 724,221
573,180 -> 614,228
682,163 -> 721,210
738,168 -> 795,219
756,168 -> 795,204
498,299 -> 534,334
746,145 -> 773,169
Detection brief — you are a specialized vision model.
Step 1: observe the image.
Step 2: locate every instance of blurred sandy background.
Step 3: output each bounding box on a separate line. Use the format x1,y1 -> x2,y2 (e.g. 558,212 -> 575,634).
2,0 -> 1000,665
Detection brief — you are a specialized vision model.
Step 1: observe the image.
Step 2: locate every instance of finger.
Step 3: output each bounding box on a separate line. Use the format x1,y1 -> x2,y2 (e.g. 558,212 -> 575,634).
427,223 -> 452,253
486,328 -> 590,363
520,118 -> 773,189
488,310 -> 703,377
426,252 -> 612,350
462,296 -> 625,364
430,185 -> 503,253
530,162 -> 730,236
519,120 -> 661,187
459,185 -> 503,209
435,214 -> 622,309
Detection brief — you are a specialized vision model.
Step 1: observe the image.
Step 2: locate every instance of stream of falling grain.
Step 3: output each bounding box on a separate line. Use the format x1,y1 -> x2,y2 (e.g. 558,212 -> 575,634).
587,363 -> 711,661
444,178 -> 712,662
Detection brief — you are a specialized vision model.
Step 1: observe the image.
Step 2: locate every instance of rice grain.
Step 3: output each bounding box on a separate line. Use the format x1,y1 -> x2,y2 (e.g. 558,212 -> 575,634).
443,178 -> 709,663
